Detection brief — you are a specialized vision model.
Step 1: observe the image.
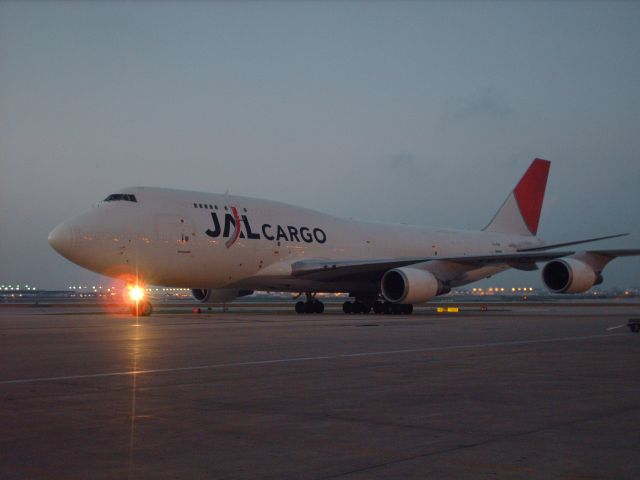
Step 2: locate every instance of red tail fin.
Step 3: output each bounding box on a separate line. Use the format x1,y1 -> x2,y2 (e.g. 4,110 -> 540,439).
484,158 -> 550,236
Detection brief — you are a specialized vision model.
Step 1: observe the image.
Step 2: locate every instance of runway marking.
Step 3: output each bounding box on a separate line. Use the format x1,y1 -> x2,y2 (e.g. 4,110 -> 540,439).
606,324 -> 626,331
0,333 -> 629,385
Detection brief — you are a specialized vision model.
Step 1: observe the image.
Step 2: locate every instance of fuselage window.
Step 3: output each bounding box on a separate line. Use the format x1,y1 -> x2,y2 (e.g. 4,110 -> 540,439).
193,203 -> 198,208
104,193 -> 137,203
198,203 -> 203,208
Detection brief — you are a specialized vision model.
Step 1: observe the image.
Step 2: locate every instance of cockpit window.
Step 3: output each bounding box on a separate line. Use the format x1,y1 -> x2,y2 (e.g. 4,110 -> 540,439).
104,193 -> 137,203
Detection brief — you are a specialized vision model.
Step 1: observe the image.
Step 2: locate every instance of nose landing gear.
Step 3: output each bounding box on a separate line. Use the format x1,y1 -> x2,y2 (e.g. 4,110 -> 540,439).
127,284 -> 152,317
131,299 -> 153,317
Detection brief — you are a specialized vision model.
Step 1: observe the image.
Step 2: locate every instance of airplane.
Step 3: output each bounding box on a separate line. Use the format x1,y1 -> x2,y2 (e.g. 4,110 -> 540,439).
48,158 -> 639,316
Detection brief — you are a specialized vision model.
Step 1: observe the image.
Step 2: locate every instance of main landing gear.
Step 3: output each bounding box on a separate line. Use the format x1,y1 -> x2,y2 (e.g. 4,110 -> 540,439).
342,300 -> 371,314
293,293 -> 413,315
295,292 -> 325,314
343,299 -> 413,315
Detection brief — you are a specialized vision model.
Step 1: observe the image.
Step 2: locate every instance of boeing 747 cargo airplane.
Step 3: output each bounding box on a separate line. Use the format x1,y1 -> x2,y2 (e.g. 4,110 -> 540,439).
48,159 -> 639,316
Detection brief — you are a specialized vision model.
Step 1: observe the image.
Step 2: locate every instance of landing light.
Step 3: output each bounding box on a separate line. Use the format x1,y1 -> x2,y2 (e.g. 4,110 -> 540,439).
129,286 -> 145,302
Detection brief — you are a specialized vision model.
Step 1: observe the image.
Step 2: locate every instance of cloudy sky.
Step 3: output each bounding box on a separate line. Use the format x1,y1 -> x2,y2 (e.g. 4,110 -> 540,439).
1,1 -> 639,290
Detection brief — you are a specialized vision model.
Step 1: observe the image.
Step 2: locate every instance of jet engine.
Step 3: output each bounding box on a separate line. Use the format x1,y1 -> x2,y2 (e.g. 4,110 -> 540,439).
541,259 -> 602,293
191,288 -> 254,303
381,267 -> 441,304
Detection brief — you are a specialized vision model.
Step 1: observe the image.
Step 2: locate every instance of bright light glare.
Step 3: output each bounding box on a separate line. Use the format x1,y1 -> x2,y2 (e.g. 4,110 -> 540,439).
129,286 -> 144,302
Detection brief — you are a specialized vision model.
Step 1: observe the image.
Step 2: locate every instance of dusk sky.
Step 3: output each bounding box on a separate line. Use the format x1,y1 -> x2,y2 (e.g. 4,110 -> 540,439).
1,1 -> 639,289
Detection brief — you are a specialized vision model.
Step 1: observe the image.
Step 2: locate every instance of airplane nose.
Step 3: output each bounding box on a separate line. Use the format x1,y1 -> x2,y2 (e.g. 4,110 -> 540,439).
48,223 -> 75,259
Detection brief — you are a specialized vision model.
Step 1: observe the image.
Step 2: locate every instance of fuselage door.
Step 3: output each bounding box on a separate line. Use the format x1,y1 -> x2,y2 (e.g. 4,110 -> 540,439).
155,214 -> 194,254
177,216 -> 194,254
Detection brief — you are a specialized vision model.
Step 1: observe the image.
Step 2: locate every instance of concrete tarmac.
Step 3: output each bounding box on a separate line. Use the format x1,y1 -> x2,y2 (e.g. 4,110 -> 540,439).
1,303 -> 639,479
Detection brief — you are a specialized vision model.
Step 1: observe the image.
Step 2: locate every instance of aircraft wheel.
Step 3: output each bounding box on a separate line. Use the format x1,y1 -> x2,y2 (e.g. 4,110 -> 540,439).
314,300 -> 324,314
132,300 -> 152,317
373,301 -> 384,314
343,301 -> 353,314
383,301 -> 393,315
295,301 -> 306,314
401,304 -> 413,315
360,303 -> 372,314
141,301 -> 153,316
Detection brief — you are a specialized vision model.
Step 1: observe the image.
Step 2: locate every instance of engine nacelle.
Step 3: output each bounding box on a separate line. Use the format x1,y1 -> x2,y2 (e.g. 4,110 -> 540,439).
541,259 -> 601,293
381,268 -> 440,304
191,288 -> 254,303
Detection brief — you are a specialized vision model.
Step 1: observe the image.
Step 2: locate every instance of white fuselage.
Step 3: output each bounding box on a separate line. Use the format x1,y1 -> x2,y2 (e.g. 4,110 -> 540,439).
49,187 -> 544,294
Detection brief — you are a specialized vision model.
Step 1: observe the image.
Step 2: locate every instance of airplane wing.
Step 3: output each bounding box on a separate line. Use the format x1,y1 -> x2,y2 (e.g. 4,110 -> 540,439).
291,251 -> 571,282
517,233 -> 629,252
291,249 -> 640,283
580,249 -> 640,258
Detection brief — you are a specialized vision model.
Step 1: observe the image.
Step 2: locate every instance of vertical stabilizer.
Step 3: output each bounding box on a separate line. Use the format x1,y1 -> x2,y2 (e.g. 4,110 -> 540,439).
484,158 -> 550,236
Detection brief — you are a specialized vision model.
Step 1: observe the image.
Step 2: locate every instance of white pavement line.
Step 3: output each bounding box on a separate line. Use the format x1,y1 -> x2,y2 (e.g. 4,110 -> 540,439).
606,324 -> 626,331
0,333 -> 628,385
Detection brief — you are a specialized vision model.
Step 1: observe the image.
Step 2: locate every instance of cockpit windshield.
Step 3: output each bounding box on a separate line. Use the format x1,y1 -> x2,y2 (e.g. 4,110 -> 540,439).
104,193 -> 137,203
